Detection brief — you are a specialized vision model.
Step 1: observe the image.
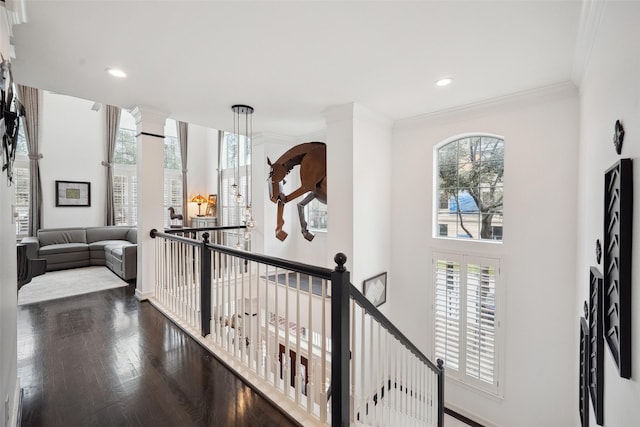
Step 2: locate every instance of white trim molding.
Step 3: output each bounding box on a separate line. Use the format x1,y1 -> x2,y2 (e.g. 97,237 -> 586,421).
572,0 -> 607,86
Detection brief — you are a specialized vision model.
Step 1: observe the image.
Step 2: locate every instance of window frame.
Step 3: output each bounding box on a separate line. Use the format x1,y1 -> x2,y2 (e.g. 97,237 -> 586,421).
113,124 -> 183,227
219,130 -> 251,227
433,133 -> 504,243
432,251 -> 504,398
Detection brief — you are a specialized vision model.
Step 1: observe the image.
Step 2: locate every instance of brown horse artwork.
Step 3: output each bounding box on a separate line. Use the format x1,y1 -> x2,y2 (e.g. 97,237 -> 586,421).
267,142 -> 326,241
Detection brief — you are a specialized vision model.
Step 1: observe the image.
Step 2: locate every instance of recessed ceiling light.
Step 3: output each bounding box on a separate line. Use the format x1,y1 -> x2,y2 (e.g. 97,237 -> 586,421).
436,77 -> 453,87
106,68 -> 127,78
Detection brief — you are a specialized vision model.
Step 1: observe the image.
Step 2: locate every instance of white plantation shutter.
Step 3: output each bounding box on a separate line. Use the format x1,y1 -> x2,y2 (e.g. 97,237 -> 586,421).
131,176 -> 137,225
434,257 -> 461,372
113,167 -> 137,226
14,164 -> 30,236
465,261 -> 496,385
434,253 -> 500,395
113,174 -> 127,225
163,173 -> 183,224
221,169 -> 235,226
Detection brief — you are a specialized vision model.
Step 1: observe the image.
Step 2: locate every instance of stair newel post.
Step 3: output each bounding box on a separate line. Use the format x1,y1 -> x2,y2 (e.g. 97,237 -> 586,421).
200,232 -> 212,337
331,253 -> 350,427
437,358 -> 444,427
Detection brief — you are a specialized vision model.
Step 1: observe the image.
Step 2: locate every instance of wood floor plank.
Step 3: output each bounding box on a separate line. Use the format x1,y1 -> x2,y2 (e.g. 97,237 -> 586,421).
17,283 -> 300,427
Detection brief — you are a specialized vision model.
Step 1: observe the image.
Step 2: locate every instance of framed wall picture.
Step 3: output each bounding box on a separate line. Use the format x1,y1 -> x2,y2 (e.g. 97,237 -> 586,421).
363,272 -> 387,307
579,316 -> 590,427
603,158 -> 632,378
589,267 -> 604,425
55,180 -> 91,207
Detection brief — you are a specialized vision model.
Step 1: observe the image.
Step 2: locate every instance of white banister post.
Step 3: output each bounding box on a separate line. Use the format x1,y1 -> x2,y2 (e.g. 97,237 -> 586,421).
131,106 -> 168,301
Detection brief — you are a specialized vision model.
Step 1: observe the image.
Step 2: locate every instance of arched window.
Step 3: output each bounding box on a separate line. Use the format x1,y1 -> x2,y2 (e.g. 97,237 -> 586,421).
435,135 -> 504,241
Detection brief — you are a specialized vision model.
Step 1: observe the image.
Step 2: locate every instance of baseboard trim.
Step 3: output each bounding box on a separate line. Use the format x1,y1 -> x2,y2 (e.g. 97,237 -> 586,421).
134,289 -> 153,301
445,407 -> 486,427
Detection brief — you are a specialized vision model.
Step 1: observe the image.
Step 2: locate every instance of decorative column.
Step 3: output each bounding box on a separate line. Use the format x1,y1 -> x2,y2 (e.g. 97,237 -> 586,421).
131,106 -> 167,301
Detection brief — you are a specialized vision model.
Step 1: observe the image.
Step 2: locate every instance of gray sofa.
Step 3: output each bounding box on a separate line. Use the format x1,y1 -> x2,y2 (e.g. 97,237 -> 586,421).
21,226 -> 137,281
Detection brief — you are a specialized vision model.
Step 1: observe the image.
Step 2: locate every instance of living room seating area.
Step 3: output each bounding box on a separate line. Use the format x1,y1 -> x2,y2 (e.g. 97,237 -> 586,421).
21,226 -> 137,281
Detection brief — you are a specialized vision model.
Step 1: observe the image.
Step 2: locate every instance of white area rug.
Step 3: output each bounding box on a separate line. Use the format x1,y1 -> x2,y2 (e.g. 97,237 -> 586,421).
18,266 -> 128,306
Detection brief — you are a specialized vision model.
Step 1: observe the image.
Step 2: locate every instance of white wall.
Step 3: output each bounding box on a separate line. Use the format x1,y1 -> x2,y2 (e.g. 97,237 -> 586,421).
391,85 -> 579,427
576,3 -> 640,427
187,124 -> 219,220
37,92 -> 218,228
40,93 -> 105,227
0,7 -> 20,427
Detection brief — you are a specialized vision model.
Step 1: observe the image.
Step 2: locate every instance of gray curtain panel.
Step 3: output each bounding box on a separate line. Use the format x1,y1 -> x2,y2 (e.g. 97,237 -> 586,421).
177,121 -> 188,220
103,105 -> 121,225
16,85 -> 43,236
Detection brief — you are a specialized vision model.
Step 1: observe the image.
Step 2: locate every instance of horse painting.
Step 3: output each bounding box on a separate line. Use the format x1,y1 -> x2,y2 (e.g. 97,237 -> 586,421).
267,142 -> 326,241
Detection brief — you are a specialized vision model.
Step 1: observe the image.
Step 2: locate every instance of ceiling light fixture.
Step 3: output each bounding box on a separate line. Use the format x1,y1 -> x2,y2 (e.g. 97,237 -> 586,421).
106,68 -> 127,78
436,77 -> 453,87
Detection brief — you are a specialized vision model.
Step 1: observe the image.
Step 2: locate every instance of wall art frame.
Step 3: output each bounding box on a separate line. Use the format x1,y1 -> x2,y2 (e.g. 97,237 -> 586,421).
363,272 -> 387,307
55,180 -> 91,207
603,158 -> 633,378
589,266 -> 604,425
579,315 -> 590,427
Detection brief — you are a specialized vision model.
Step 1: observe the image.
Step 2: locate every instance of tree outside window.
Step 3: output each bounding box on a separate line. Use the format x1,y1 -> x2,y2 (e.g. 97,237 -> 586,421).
436,135 -> 504,241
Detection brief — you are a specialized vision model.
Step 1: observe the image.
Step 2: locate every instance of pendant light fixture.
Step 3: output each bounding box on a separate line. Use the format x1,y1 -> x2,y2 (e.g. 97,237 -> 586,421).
231,104 -> 255,248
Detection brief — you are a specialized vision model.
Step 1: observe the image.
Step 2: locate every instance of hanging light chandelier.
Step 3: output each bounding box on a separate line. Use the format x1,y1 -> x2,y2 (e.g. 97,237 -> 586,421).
231,104 -> 255,247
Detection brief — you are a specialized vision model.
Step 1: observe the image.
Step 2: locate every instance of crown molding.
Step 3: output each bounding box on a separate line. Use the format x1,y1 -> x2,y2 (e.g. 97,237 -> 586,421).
394,81 -> 578,131
572,0 -> 606,86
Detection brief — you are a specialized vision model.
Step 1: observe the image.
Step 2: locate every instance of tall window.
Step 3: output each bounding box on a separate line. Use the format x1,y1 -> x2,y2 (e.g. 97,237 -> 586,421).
14,123 -> 29,237
219,131 -> 251,226
113,127 -> 137,225
113,116 -> 182,226
435,135 -> 504,241
305,199 -> 327,232
163,135 -> 183,224
433,253 -> 501,395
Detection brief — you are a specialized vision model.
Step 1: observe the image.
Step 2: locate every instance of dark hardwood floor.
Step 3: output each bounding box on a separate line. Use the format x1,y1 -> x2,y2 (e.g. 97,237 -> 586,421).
17,283 -> 299,427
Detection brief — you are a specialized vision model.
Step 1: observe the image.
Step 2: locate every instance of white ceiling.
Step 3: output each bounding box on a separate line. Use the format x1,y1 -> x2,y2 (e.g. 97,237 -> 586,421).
10,1 -> 584,136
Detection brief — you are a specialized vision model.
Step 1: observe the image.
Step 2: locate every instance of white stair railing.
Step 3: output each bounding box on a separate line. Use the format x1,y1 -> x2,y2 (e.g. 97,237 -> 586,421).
150,228 -> 444,427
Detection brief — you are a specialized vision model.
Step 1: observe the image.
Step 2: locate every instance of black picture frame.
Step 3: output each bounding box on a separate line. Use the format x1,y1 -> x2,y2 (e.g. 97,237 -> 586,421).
363,272 -> 387,307
55,180 -> 91,207
589,267 -> 604,425
580,316 -> 590,427
603,159 -> 633,378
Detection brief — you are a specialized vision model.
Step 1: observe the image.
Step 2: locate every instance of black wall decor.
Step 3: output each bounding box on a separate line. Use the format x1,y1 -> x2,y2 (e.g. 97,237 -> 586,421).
580,316 -> 590,427
603,158 -> 633,378
613,120 -> 625,155
589,267 -> 604,425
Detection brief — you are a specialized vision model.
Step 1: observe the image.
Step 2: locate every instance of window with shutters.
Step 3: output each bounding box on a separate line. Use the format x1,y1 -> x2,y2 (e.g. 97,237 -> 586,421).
163,135 -> 183,225
113,127 -> 137,225
14,122 -> 29,237
113,114 -> 182,226
433,253 -> 501,396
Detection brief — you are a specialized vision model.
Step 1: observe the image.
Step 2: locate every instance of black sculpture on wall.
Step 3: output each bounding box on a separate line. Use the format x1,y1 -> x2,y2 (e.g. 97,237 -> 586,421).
603,158 -> 633,379
589,267 -> 604,425
613,120 -> 625,155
